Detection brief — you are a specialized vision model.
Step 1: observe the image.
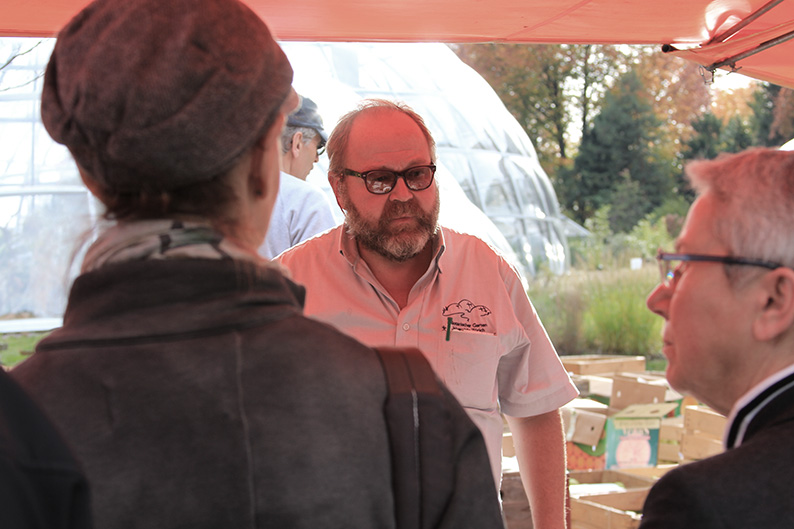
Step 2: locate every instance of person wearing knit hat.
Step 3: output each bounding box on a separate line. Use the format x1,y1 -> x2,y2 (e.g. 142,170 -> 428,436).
10,0 -> 504,527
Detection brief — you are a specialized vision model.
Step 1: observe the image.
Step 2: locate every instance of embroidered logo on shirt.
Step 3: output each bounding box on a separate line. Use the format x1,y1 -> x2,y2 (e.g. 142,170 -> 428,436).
442,299 -> 495,335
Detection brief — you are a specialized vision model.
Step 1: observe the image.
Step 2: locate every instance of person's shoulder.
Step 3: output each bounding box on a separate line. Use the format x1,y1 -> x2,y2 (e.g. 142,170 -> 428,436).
439,226 -> 515,266
439,225 -> 529,287
440,225 -> 502,252
276,224 -> 342,262
280,172 -> 320,195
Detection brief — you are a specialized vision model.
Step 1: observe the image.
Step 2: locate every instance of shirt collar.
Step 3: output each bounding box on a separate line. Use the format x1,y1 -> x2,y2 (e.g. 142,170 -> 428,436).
337,224 -> 359,267
725,362 -> 794,448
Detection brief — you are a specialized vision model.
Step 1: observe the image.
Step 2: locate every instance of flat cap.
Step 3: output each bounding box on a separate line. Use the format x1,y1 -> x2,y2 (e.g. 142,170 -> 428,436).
41,0 -> 293,193
287,96 -> 327,144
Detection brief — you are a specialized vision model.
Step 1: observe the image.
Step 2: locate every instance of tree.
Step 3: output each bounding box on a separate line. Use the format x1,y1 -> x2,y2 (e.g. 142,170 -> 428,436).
608,174 -> 652,233
630,46 -> 711,143
452,43 -> 626,179
722,114 -> 753,153
0,40 -> 44,91
559,71 -> 673,230
748,83 -> 790,146
711,84 -> 756,125
452,43 -> 574,169
675,112 -> 723,201
570,45 -> 624,141
682,112 -> 723,160
770,87 -> 794,143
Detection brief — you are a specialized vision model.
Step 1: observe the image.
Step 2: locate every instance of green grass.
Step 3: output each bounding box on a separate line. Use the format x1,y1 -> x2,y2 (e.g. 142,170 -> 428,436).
528,266 -> 664,358
645,355 -> 668,373
2,266 -> 665,367
0,332 -> 48,368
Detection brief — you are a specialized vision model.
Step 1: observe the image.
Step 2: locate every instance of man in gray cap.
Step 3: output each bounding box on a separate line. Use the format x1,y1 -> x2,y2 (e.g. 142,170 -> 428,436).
282,96 -> 328,181
260,95 -> 337,258
9,0 -> 504,527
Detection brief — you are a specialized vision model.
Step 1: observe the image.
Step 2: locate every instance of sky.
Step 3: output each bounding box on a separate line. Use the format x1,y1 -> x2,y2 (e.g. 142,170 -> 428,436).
710,69 -> 756,91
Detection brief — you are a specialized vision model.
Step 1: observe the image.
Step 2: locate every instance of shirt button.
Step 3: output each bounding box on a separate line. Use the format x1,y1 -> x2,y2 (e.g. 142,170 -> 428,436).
402,323 -> 410,331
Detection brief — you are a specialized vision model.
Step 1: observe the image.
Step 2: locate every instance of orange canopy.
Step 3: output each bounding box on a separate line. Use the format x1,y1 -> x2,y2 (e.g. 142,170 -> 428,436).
2,0 -> 793,88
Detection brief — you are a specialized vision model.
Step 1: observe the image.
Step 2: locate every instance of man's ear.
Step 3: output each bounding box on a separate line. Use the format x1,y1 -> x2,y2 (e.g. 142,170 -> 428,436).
753,268 -> 794,342
290,131 -> 304,158
328,173 -> 346,213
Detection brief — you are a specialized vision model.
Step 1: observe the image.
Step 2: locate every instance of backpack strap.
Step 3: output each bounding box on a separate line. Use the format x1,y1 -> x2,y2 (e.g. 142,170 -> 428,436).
373,346 -> 454,529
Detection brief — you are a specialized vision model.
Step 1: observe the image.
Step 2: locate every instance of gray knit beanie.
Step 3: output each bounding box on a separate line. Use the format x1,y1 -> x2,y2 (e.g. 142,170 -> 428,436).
41,0 -> 293,193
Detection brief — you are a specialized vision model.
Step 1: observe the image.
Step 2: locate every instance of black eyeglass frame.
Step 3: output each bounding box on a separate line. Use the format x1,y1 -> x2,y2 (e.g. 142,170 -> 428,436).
341,164 -> 437,195
656,249 -> 783,287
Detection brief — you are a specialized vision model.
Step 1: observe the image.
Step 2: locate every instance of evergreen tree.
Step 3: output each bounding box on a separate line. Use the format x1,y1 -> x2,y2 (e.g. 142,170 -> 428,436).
676,112 -> 723,201
608,174 -> 652,234
749,83 -> 788,146
722,114 -> 753,152
682,112 -> 723,160
559,71 -> 673,230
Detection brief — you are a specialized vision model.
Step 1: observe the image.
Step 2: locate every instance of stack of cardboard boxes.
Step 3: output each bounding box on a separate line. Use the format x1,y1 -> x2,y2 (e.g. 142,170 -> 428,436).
500,354 -> 728,529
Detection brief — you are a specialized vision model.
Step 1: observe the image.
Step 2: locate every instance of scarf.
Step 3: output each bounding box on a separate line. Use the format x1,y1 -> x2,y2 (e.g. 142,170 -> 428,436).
81,219 -> 263,273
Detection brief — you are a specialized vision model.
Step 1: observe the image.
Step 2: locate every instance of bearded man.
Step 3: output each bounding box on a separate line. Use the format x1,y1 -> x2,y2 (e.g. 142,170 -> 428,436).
277,99 -> 577,529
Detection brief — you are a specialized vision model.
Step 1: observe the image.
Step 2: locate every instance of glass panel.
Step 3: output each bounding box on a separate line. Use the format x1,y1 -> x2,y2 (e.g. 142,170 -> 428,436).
1,192 -> 95,318
1,38 -> 575,323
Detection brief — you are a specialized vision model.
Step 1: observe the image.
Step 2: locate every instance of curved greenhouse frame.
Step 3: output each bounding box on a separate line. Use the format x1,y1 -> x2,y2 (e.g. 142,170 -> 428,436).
0,39 -> 572,327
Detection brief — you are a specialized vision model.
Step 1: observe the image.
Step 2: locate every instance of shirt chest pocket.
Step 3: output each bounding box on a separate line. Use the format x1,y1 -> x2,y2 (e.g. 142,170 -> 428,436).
435,331 -> 501,411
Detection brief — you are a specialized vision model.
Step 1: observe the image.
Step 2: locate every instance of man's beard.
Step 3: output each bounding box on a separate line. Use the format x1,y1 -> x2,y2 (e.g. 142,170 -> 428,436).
341,185 -> 440,263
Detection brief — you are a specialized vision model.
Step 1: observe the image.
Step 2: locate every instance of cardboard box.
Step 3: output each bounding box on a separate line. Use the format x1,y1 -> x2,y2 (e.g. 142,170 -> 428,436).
501,471 -> 532,529
571,374 -> 614,403
681,433 -> 723,460
605,402 -> 678,469
562,400 -> 609,446
562,355 -> 647,376
563,399 -> 609,470
678,405 -> 726,461
503,431 -> 516,458
567,440 -> 607,471
617,464 -> 676,481
569,470 -> 653,529
683,405 -> 726,439
659,416 -> 684,443
568,469 -> 656,493
657,416 -> 684,463
657,440 -> 683,463
609,374 -> 669,412
570,488 -> 649,529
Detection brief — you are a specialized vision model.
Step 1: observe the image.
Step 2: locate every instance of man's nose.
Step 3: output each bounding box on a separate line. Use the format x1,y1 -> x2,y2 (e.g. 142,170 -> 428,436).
388,176 -> 414,202
646,283 -> 671,319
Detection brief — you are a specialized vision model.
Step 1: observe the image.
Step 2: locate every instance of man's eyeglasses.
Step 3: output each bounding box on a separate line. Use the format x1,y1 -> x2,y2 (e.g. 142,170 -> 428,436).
341,164 -> 436,195
656,249 -> 782,287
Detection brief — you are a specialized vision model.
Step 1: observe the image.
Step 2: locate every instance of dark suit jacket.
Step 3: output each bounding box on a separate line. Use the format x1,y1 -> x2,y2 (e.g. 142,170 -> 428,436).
639,370 -> 794,528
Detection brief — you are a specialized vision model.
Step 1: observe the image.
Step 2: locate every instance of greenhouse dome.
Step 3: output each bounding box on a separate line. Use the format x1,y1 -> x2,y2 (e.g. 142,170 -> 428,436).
0,39 -> 572,328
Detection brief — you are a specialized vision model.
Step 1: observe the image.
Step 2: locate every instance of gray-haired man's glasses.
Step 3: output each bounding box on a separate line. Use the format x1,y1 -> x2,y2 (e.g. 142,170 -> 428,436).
656,249 -> 782,287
